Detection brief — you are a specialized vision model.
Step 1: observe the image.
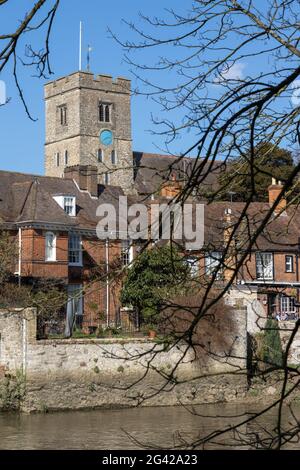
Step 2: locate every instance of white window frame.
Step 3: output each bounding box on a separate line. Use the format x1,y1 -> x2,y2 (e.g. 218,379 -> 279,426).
121,240 -> 134,266
256,252 -> 274,280
63,196 -> 76,217
205,251 -> 223,279
45,231 -> 56,262
281,295 -> 296,314
186,256 -> 199,277
285,255 -> 293,273
68,233 -> 82,266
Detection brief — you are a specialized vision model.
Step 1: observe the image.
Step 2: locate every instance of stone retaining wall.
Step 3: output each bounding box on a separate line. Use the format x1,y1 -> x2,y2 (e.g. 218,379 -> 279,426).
0,308 -> 248,412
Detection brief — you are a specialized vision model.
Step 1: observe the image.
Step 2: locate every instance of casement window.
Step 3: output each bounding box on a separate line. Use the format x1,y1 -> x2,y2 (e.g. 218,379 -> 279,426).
121,240 -> 133,266
59,105 -> 67,126
256,252 -> 274,280
67,284 -> 84,329
281,295 -> 296,314
285,255 -> 294,273
64,150 -> 68,166
63,196 -> 76,216
98,149 -> 103,162
186,256 -> 199,277
99,103 -> 111,123
68,233 -> 82,266
205,251 -> 223,279
104,172 -> 110,185
45,232 -> 56,261
55,152 -> 60,167
111,150 -> 117,165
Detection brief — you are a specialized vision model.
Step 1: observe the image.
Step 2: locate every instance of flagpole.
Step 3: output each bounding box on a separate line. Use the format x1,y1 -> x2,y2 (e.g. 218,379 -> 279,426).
79,21 -> 83,71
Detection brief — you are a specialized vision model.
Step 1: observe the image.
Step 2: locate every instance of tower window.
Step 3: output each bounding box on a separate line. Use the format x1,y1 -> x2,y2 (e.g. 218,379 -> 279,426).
99,102 -> 111,123
111,150 -> 117,165
105,105 -> 110,122
59,105 -> 67,125
98,149 -> 103,162
55,152 -> 60,167
64,150 -> 68,166
104,172 -> 110,185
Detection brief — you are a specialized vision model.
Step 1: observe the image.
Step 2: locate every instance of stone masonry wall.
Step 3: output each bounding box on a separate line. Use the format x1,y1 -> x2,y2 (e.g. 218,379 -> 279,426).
0,308 -> 248,412
44,72 -> 134,194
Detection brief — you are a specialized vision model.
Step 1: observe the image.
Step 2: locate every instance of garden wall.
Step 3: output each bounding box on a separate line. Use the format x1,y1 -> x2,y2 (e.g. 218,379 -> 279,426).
0,307 -> 248,412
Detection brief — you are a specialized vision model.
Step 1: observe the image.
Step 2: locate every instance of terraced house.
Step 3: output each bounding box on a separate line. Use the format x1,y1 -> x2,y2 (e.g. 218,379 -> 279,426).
0,70 -> 299,335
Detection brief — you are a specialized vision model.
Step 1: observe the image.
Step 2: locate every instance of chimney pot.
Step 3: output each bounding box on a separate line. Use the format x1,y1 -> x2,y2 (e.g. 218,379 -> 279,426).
268,178 -> 286,214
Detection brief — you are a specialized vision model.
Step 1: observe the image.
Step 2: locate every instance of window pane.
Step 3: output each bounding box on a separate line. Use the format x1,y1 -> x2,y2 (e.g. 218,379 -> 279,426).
105,105 -> 110,122
99,104 -> 104,122
256,253 -> 273,280
206,252 -> 222,278
68,234 -> 82,265
45,232 -> 56,261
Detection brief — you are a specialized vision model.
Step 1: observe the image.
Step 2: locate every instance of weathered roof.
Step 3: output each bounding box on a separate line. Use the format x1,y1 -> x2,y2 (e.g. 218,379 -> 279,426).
133,152 -> 222,196
0,170 -> 124,230
0,167 -> 299,252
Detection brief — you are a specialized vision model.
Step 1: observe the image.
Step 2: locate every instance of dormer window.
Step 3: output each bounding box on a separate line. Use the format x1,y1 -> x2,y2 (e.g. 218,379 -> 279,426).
99,102 -> 111,123
53,195 -> 76,217
64,196 -> 76,216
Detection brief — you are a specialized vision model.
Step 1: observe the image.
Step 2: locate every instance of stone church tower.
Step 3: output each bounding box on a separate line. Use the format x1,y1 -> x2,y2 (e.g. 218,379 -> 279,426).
44,71 -> 134,193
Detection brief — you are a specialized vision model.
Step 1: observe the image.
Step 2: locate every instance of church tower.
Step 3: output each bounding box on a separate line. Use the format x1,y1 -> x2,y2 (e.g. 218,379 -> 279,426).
44,71 -> 134,193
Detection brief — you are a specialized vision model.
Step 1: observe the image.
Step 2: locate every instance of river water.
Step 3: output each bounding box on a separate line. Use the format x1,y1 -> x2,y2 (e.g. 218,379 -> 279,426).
0,403 -> 299,450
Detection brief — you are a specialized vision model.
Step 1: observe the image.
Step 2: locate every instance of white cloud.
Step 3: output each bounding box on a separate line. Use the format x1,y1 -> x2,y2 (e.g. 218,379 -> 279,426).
215,62 -> 246,83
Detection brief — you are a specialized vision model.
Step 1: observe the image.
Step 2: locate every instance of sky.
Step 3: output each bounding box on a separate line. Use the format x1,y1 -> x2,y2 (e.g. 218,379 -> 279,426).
0,1 -> 297,175
0,0 -> 180,175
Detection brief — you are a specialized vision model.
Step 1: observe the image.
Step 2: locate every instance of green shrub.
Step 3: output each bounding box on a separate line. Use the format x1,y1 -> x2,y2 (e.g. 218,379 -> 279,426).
260,318 -> 284,368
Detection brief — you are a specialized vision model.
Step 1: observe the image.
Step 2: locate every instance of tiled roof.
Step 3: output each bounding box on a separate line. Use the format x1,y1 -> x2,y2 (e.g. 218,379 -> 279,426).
0,170 -> 124,230
133,151 -> 222,195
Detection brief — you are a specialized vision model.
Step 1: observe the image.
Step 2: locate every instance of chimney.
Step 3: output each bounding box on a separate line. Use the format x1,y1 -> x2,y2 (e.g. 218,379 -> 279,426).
161,172 -> 182,198
64,165 -> 98,198
268,178 -> 286,214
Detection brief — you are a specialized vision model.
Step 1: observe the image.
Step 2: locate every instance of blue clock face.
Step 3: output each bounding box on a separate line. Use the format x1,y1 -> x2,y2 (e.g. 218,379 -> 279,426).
100,130 -> 113,146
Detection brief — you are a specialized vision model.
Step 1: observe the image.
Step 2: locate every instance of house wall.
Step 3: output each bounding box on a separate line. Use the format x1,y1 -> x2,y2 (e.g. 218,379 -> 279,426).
21,228 -> 69,278
6,228 -> 124,329
0,307 -> 248,412
241,251 -> 300,283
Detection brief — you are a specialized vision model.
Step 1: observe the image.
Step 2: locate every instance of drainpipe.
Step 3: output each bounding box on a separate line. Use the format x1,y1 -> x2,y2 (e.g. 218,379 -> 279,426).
22,316 -> 27,375
105,238 -> 109,328
18,228 -> 22,286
